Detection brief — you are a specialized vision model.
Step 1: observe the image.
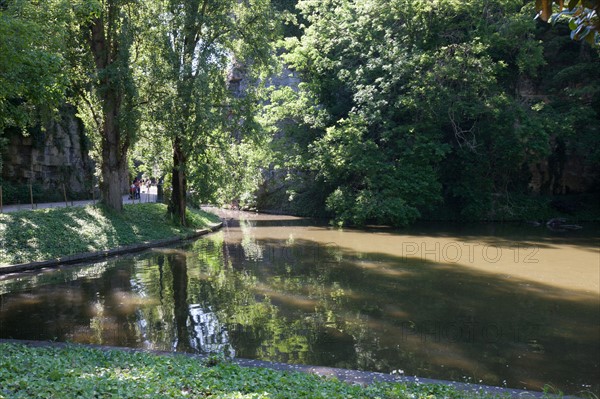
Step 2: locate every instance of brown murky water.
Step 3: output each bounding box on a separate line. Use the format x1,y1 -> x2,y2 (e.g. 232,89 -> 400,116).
1,209 -> 598,396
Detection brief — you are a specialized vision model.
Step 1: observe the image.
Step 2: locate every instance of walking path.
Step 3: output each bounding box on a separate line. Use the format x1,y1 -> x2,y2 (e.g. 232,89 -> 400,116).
1,187 -> 158,214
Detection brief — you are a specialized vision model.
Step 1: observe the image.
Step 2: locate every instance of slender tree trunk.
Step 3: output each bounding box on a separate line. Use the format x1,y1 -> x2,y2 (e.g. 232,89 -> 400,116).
169,135 -> 187,226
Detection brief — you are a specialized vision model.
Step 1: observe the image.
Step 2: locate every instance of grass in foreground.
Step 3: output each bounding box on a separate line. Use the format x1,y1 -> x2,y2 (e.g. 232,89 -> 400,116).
0,204 -> 221,266
0,343 -> 528,399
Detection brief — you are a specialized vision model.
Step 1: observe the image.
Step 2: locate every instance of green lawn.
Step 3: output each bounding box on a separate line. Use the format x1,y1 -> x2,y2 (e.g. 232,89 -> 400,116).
0,204 -> 221,266
0,343 -> 538,399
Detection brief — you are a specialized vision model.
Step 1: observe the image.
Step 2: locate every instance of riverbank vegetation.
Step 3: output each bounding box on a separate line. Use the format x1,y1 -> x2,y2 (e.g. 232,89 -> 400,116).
252,0 -> 600,226
0,204 -> 220,266
0,343 -> 565,399
1,0 -> 599,228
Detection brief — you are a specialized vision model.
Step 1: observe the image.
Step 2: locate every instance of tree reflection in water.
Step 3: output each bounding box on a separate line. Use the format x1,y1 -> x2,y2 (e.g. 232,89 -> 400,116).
0,217 -> 599,396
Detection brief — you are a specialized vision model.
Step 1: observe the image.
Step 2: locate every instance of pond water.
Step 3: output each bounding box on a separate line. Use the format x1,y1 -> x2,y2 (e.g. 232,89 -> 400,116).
1,209 -> 598,396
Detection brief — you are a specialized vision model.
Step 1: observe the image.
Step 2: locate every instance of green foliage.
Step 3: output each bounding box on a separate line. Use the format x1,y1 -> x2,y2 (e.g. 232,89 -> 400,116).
0,203 -> 220,265
2,0 -> 599,225
0,1 -> 68,131
132,0 -> 280,223
189,137 -> 273,209
49,0 -> 143,211
0,343 -> 548,398
0,0 -> 70,174
309,117 -> 442,226
262,0 -> 600,224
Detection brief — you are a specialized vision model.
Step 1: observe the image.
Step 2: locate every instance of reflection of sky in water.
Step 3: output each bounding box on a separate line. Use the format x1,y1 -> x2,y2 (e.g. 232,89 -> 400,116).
187,304 -> 234,357
240,219 -> 263,261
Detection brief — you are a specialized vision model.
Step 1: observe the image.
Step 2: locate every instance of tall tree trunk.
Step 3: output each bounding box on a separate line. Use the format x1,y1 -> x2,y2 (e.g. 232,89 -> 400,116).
169,135 -> 187,226
100,88 -> 126,211
88,8 -> 130,212
166,0 -> 201,226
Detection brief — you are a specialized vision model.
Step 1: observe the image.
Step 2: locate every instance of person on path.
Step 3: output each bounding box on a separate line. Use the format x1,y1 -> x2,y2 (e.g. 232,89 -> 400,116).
134,178 -> 141,199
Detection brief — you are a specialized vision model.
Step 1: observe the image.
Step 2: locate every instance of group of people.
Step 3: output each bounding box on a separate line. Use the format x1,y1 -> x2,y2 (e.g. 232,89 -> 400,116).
129,177 -> 152,200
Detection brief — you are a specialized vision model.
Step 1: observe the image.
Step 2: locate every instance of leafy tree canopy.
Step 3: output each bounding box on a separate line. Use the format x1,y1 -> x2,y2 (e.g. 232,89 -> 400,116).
262,0 -> 599,225
0,0 -> 70,174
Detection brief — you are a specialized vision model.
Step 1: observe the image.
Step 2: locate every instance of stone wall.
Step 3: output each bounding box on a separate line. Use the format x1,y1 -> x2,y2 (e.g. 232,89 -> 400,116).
227,61 -> 301,98
1,106 -> 94,196
529,147 -> 600,195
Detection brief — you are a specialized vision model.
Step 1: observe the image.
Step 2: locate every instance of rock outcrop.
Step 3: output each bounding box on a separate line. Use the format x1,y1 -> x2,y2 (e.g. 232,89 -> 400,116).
1,106 -> 95,198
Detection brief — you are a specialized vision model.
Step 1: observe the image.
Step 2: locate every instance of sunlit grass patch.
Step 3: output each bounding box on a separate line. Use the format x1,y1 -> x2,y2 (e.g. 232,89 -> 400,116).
0,204 -> 221,266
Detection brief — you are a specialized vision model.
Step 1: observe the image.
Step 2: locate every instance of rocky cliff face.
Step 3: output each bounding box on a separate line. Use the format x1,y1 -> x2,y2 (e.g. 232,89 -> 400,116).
1,106 -> 94,197
228,62 -> 301,98
529,141 -> 600,195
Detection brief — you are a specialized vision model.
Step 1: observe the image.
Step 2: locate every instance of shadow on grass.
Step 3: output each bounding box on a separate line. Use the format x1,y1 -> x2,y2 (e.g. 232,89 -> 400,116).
0,204 -> 215,265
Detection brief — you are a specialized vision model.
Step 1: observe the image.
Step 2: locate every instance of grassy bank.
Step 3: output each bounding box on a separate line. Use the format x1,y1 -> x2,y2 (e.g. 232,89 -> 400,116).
0,204 -> 221,266
0,343 -> 557,399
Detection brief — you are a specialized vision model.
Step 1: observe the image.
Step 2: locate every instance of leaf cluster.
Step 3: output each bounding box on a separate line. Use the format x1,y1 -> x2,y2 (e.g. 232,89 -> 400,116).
0,1 -> 69,133
536,0 -> 600,45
